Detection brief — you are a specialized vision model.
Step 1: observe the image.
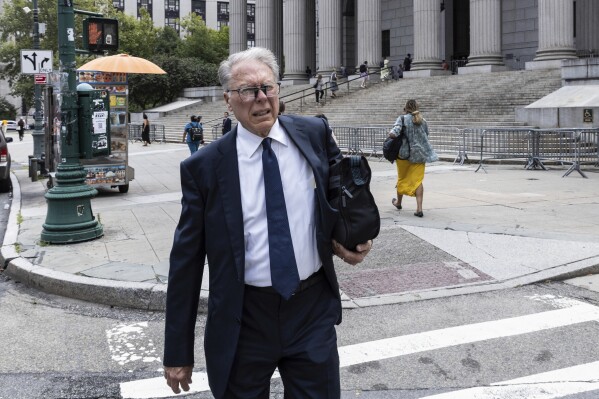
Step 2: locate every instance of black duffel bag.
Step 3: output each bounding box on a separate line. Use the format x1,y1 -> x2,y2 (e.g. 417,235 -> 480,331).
328,155 -> 380,250
382,116 -> 405,163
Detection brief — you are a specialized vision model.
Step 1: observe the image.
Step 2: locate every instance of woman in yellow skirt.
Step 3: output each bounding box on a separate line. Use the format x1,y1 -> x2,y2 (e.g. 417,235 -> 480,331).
388,99 -> 438,217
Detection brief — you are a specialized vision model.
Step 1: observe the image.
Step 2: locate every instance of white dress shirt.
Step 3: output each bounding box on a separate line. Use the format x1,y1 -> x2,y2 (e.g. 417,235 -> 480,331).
237,119 -> 321,287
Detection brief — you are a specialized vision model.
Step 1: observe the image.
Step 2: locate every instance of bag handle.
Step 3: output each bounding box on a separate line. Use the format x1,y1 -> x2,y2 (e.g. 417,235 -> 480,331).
350,156 -> 367,186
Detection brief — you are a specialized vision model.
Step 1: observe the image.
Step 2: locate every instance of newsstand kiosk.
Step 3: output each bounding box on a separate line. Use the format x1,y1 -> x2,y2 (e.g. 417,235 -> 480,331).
45,70 -> 134,193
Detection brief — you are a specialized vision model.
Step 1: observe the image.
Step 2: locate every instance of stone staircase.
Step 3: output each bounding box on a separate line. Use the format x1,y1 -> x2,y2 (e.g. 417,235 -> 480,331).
147,84 -> 315,143
146,68 -> 563,143
283,69 -> 563,129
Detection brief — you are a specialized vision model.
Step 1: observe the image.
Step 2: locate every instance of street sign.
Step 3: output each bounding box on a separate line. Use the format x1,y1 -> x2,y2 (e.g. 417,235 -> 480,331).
20,50 -> 53,74
34,74 -> 47,85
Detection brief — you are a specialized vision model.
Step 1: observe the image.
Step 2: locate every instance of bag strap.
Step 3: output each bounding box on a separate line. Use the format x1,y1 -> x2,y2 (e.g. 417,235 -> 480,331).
350,156 -> 367,186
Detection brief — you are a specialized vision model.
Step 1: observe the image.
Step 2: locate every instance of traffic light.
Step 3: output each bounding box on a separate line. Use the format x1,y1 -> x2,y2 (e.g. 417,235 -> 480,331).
83,17 -> 119,53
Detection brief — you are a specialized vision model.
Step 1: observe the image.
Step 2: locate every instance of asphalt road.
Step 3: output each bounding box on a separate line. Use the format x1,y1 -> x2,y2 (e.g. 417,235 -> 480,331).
2,267 -> 599,399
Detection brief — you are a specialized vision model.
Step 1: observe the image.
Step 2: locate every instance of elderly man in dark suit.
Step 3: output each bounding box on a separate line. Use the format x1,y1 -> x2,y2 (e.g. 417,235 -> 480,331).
163,47 -> 372,398
222,111 -> 232,135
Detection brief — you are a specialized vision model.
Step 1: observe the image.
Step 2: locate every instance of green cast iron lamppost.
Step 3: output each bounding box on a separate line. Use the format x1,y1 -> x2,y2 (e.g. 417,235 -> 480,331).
40,0 -> 103,243
29,0 -> 45,159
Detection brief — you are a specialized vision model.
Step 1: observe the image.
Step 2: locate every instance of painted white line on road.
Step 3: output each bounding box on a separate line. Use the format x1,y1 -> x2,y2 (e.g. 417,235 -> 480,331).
338,300 -> 599,368
120,297 -> 599,398
419,361 -> 599,398
120,371 -> 210,398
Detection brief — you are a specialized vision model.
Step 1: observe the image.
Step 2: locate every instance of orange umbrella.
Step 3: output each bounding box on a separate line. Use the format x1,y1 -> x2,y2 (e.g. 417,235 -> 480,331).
78,54 -> 166,74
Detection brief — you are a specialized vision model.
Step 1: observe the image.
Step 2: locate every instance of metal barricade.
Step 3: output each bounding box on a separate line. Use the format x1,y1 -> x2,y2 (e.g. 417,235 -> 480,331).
428,126 -> 463,164
129,123 -> 142,143
370,128 -> 388,160
331,126 -> 357,154
209,125 -> 220,142
535,128 -> 598,178
476,129 -> 534,173
353,127 -> 387,158
531,130 -> 575,170
128,123 -> 165,143
151,124 -> 165,143
325,125 -> 597,176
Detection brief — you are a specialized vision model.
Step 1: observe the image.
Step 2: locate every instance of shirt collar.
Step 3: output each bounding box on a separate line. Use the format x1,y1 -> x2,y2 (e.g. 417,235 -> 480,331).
237,118 -> 289,159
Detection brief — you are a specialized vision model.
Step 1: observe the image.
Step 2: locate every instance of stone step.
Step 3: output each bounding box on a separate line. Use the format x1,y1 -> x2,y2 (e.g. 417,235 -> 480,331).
145,68 -> 563,143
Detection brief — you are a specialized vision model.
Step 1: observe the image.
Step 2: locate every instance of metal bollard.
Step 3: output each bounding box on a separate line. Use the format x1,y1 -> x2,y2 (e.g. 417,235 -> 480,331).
29,157 -> 39,182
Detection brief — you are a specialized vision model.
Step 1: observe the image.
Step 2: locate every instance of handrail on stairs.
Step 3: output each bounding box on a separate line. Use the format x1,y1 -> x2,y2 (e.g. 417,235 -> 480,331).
279,68 -> 389,112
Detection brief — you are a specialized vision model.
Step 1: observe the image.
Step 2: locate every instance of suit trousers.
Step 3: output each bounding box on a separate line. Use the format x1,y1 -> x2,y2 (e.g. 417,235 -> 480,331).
223,276 -> 341,399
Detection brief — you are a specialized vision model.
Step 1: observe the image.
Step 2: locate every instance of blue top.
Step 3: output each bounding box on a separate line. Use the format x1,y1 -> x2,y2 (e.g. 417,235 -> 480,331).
184,121 -> 203,143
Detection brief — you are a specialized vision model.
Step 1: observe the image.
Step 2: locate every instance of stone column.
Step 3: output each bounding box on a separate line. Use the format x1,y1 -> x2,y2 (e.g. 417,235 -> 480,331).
283,0 -> 308,81
229,0 -> 247,54
409,0 -> 446,76
318,0 -> 342,74
576,0 -> 599,55
532,0 -> 577,62
305,0 -> 316,75
273,0 -> 283,70
255,0 -> 283,71
356,0 -> 381,73
460,0 -> 507,74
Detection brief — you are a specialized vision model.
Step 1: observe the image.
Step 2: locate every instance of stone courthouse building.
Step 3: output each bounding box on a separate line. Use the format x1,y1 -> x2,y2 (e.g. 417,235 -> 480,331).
110,0 -> 597,80
226,0 -> 598,80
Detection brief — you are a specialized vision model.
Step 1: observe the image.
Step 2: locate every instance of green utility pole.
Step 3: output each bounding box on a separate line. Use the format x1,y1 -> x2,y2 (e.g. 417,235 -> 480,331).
41,0 -> 103,243
32,0 -> 44,159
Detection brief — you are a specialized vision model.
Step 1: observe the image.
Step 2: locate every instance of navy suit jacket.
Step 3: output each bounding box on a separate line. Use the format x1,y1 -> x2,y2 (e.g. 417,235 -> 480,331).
164,114 -> 343,398
222,117 -> 232,134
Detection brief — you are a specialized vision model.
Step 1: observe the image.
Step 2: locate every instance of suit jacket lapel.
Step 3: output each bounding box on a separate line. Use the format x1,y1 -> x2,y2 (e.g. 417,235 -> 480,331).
279,115 -> 321,173
215,128 -> 245,281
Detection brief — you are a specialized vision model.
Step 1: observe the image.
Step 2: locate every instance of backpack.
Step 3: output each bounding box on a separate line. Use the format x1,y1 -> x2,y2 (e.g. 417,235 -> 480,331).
328,156 -> 380,250
189,124 -> 203,141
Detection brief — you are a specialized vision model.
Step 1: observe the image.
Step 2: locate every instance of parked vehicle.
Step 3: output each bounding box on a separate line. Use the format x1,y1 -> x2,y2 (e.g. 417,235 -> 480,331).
5,120 -> 18,131
0,130 -> 13,192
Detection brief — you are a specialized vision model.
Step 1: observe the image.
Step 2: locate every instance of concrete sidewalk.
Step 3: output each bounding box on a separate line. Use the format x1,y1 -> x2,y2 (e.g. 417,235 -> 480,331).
2,135 -> 599,310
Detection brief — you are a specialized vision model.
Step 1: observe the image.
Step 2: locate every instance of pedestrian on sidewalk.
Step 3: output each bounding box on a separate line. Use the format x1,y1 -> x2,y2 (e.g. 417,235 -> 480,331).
330,68 -> 339,98
314,73 -> 324,104
380,58 -> 390,82
222,111 -> 232,135
389,99 -> 438,217
403,53 -> 412,72
17,118 -> 25,141
141,113 -> 151,146
163,46 -> 372,399
183,115 -> 203,155
359,61 -> 368,88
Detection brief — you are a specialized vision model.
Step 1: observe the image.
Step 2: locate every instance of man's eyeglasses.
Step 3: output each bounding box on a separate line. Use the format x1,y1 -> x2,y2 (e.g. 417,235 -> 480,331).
228,83 -> 280,101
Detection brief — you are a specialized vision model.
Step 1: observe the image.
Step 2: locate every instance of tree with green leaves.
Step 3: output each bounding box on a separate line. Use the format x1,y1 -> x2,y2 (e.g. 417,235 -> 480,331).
0,0 -> 96,109
128,57 -> 220,111
0,0 -> 229,112
0,97 -> 18,120
177,13 -> 229,63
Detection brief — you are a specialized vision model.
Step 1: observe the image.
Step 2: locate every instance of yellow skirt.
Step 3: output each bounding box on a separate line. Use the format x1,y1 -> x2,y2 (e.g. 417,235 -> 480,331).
395,159 -> 425,197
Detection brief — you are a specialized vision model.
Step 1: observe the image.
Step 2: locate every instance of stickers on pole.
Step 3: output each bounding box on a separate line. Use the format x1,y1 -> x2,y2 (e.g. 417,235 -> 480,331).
93,111 -> 107,133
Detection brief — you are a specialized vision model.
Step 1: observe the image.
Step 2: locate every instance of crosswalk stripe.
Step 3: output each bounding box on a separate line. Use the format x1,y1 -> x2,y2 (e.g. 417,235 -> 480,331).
120,372 -> 210,398
120,298 -> 599,398
418,361 -> 599,398
338,300 -> 599,367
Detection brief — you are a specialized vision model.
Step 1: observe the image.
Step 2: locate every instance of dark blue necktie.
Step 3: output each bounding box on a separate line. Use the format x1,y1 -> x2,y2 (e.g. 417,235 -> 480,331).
262,138 -> 300,299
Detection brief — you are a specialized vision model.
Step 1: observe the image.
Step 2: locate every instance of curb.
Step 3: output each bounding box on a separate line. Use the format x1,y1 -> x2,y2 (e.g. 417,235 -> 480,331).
0,173 -> 203,312
3,173 -> 598,311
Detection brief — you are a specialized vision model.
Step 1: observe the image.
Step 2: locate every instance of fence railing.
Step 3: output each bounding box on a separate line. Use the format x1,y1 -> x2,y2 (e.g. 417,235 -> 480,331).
128,123 -> 166,143
331,125 -> 599,178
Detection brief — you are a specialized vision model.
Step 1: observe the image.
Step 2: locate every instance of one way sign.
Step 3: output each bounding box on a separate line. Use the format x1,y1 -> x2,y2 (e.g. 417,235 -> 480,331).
20,49 -> 53,74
